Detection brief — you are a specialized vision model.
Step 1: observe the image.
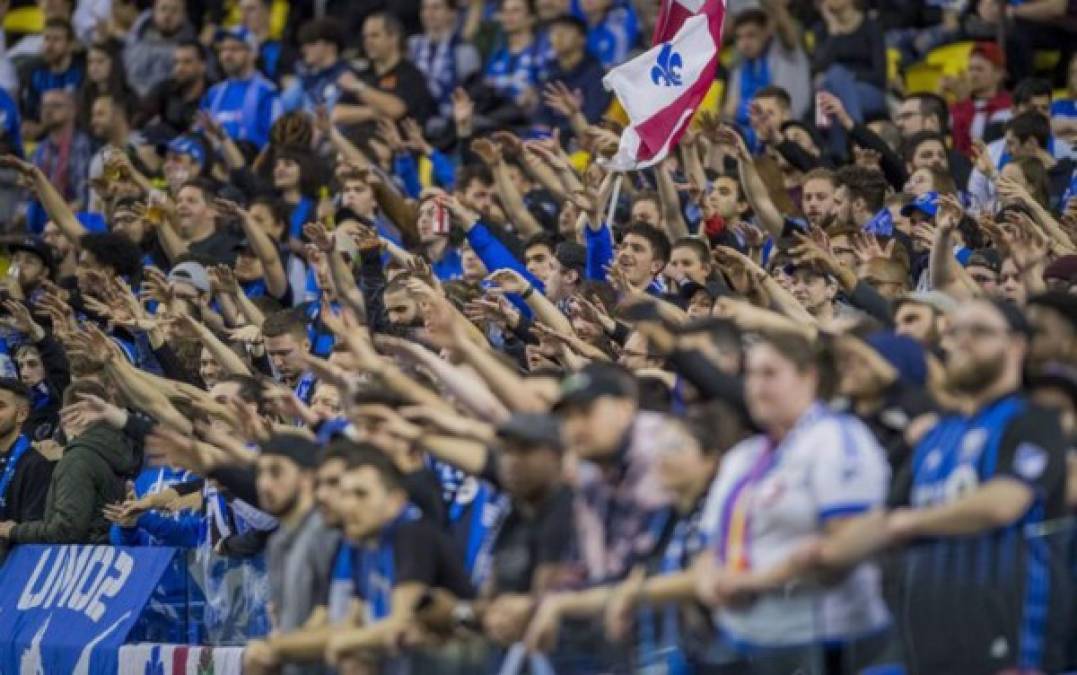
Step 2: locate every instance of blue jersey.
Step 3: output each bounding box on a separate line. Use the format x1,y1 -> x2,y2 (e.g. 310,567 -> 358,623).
24,63 -> 83,121
351,505 -> 424,622
573,0 -> 639,68
200,73 -> 282,149
112,465 -> 202,644
485,39 -> 546,103
0,87 -> 22,157
636,504 -> 709,674
895,395 -> 1069,673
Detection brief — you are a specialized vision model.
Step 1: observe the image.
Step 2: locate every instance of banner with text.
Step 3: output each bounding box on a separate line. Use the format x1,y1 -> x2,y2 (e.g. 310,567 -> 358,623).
0,545 -> 175,675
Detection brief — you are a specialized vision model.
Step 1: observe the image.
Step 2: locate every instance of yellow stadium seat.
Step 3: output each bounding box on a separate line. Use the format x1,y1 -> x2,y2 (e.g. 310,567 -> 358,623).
719,46 -> 736,70
887,48 -> 901,85
925,41 -> 975,77
221,0 -> 289,40
694,79 -> 724,120
905,62 -> 943,95
4,6 -> 43,34
1034,50 -> 1061,73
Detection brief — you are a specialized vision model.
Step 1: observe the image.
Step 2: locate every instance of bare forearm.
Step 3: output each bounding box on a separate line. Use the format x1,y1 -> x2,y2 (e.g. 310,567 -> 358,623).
740,160 -> 784,239
655,165 -> 689,241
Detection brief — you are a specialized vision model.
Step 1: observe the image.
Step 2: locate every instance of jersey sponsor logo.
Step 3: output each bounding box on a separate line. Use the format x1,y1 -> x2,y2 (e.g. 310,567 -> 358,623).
912,464 -> 980,506
1013,442 -> 1047,481
960,428 -> 987,462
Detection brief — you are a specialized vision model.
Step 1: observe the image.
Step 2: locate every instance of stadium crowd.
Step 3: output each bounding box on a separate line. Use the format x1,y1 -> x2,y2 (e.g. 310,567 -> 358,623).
0,0 -> 1074,672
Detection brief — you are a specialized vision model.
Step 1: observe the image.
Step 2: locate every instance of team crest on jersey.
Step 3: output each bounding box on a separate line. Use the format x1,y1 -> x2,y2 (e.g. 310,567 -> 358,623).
455,477 -> 479,505
960,428 -> 988,461
944,464 -> 980,501
1013,443 -> 1047,481
923,448 -> 942,472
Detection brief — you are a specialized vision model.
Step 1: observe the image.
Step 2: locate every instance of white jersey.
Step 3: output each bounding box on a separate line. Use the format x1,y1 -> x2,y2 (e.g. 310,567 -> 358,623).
700,403 -> 891,646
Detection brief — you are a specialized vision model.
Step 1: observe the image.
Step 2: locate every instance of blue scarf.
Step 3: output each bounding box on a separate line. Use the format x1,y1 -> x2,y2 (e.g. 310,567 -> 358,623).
0,435 -> 32,510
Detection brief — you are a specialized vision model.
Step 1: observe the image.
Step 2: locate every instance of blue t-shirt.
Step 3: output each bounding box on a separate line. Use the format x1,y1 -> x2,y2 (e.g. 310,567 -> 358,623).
200,73 -> 282,148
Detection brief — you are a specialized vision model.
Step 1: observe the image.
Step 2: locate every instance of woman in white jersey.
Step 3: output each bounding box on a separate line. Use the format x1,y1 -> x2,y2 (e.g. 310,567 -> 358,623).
695,332 -> 896,674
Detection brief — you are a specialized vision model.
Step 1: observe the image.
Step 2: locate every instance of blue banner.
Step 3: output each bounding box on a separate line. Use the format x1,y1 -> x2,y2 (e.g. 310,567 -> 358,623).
0,545 -> 175,675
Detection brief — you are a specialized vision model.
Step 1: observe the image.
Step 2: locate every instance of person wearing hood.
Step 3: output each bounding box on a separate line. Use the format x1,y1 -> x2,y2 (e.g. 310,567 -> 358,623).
0,379 -> 139,544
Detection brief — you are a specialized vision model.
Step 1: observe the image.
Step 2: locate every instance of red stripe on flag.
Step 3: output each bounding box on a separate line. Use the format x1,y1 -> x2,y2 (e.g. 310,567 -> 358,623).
172,645 -> 189,674
632,53 -> 720,163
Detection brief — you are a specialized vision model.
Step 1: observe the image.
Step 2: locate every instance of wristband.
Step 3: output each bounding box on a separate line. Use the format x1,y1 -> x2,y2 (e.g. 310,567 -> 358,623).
521,285 -> 535,300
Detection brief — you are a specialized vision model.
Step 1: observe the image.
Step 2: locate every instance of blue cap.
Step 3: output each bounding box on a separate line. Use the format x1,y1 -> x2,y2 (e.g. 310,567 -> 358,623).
865,332 -> 927,388
167,136 -> 206,167
215,25 -> 256,49
900,191 -> 939,218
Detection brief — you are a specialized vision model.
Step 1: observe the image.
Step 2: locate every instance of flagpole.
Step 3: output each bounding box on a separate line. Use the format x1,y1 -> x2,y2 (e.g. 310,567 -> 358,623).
606,174 -> 623,228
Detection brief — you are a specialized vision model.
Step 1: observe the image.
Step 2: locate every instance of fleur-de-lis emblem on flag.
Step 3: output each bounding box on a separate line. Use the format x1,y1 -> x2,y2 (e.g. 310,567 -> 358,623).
650,43 -> 683,87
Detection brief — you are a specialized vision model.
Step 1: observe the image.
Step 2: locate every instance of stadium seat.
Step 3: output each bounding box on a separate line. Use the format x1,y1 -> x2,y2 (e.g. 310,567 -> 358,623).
1034,50 -> 1061,73
905,62 -> 944,94
887,48 -> 901,85
925,41 -> 975,77
3,6 -> 42,34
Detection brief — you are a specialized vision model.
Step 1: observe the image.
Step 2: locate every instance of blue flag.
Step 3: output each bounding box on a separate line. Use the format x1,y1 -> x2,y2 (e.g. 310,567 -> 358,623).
0,545 -> 175,675
864,208 -> 894,237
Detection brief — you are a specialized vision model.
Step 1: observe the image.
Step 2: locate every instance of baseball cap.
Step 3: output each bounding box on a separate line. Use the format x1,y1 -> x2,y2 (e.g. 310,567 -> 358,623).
895,290 -> 958,315
215,25 -> 256,50
865,331 -> 928,388
966,249 -> 1001,273
261,432 -> 322,469
1027,290 -> 1077,330
1043,254 -> 1077,284
168,261 -> 211,293
8,237 -> 54,268
497,413 -> 563,450
555,362 -> 638,410
971,41 -> 1005,69
900,191 -> 939,218
167,135 -> 206,167
1025,362 -> 1077,409
679,279 -> 727,303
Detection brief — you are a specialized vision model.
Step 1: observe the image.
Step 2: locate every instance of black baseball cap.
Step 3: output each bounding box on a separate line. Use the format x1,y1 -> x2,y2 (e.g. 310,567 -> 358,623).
555,362 -> 638,410
261,432 -> 322,469
679,279 -> 727,303
1027,290 -> 1077,330
966,249 -> 1001,273
8,237 -> 53,268
497,413 -> 563,451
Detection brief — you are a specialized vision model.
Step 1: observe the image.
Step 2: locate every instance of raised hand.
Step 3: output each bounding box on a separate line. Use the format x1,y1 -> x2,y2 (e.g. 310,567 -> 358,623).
935,193 -> 964,235
816,91 -> 853,129
400,117 -> 433,155
469,137 -> 503,166
0,299 -> 43,339
542,81 -> 582,118
484,268 -> 531,296
376,118 -> 405,153
303,221 -> 335,253
451,87 -> 474,132
713,125 -> 750,161
491,130 -> 524,156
